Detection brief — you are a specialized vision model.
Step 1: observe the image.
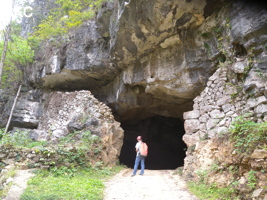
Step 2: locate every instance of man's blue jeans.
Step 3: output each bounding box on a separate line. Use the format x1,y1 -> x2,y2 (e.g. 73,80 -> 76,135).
133,155 -> 145,175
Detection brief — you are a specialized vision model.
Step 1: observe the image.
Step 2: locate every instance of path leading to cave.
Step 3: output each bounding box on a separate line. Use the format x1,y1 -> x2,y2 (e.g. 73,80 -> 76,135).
3,169 -> 35,200
103,168 -> 199,200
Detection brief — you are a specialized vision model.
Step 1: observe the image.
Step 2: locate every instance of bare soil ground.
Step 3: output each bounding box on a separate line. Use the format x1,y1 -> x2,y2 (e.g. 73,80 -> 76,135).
3,169 -> 35,200
103,168 -> 199,200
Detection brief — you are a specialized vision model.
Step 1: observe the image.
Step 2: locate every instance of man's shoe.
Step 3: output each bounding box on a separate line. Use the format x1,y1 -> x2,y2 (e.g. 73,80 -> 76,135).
131,174 -> 135,177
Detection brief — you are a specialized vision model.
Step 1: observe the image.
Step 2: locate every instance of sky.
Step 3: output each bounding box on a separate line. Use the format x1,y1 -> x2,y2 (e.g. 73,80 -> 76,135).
0,0 -> 13,30
0,0 -> 34,30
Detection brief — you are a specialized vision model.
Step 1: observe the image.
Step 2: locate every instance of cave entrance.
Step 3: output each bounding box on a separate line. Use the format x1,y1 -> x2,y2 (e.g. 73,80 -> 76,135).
119,115 -> 186,170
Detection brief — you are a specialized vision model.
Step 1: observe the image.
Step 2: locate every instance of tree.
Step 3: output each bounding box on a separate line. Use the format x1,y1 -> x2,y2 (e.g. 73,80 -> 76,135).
0,23 -> 34,91
0,0 -> 15,84
30,0 -> 107,41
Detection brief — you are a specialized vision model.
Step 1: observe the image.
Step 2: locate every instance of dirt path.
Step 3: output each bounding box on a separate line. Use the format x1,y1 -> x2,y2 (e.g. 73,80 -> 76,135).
3,169 -> 35,200
103,169 -> 199,200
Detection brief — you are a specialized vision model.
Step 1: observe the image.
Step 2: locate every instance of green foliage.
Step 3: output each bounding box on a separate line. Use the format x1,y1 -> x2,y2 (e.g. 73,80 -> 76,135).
210,162 -> 220,172
59,130 -> 102,152
0,128 -> 4,140
201,32 -> 212,39
57,147 -> 88,167
187,181 -> 237,200
0,166 -> 17,198
247,170 -> 257,189
0,23 -> 34,90
189,166 -> 239,199
229,115 -> 267,154
50,166 -> 78,177
196,169 -> 209,184
31,0 -> 107,41
0,130 -> 32,147
0,129 -> 47,148
20,166 -> 123,200
7,36 -> 34,65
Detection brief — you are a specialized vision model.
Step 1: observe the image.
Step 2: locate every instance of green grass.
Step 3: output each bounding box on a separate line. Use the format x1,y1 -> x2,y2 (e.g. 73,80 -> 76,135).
229,115 -> 267,154
20,166 -> 124,200
187,182 -> 236,200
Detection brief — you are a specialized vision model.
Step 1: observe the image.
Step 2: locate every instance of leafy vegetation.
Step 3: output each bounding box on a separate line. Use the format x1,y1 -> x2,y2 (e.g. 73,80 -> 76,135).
187,181 -> 237,200
0,129 -> 46,148
0,166 -> 17,198
229,115 -> 267,154
187,167 -> 238,200
20,166 -> 124,200
0,128 -> 4,140
0,22 -> 34,91
30,0 -> 107,41
0,128 -> 124,199
247,170 -> 257,189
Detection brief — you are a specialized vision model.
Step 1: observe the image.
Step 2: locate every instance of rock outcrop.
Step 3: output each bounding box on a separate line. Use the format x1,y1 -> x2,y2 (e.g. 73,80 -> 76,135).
181,1 -> 267,198
36,90 -> 124,165
1,0 -> 267,198
26,0 -> 221,121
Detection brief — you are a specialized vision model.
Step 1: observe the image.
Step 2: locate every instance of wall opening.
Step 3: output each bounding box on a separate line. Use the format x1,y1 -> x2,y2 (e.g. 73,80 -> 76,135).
119,115 -> 186,170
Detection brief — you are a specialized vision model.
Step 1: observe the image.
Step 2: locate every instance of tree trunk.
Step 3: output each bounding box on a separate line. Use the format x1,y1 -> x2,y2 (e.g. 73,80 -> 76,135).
4,85 -> 22,134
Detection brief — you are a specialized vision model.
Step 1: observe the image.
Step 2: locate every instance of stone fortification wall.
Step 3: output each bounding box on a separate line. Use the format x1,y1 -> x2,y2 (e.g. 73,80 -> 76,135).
182,62 -> 267,198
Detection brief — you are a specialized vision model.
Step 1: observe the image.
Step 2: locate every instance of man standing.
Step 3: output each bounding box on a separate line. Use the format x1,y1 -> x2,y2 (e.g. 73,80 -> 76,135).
132,136 -> 145,176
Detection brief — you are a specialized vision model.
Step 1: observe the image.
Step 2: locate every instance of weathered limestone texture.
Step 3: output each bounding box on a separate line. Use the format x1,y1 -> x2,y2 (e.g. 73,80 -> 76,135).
183,137 -> 267,199
0,0 -> 267,198
11,90 -> 43,129
183,66 -> 243,146
182,1 -> 267,197
36,90 -> 124,165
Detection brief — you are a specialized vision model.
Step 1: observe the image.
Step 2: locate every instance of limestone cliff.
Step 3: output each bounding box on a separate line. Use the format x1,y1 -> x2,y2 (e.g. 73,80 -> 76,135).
1,0 -> 267,198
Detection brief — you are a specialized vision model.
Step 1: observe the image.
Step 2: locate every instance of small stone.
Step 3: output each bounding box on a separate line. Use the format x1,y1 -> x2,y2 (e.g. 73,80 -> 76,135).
206,118 -> 220,130
182,134 -> 200,147
231,61 -> 247,73
251,149 -> 267,159
217,96 -> 231,106
183,110 -> 200,119
184,119 -> 200,134
207,81 -> 212,86
0,154 -> 7,159
40,165 -> 50,170
199,114 -> 209,123
222,103 -> 232,113
200,105 -> 213,115
210,109 -> 225,119
252,189 -> 263,198
255,104 -> 267,114
20,164 -> 28,170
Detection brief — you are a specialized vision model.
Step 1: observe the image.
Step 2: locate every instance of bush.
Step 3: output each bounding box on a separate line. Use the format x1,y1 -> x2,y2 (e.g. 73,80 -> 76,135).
229,115 -> 267,154
0,129 -> 47,148
31,0 -> 107,41
0,128 -> 4,140
0,130 -> 32,147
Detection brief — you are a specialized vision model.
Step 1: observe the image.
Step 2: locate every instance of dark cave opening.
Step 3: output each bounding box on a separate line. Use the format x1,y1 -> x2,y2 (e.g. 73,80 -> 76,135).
119,115 -> 187,170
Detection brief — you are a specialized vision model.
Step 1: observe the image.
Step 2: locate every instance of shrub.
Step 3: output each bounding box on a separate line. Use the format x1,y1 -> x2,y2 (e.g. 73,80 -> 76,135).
30,0 -> 107,41
229,115 -> 267,154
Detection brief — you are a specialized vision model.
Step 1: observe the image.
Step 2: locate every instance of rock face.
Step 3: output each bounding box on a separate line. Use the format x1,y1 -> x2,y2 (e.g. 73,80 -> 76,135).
1,0 -> 267,198
36,90 -> 124,165
26,0 -> 220,121
11,90 -> 43,129
181,1 -> 267,198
